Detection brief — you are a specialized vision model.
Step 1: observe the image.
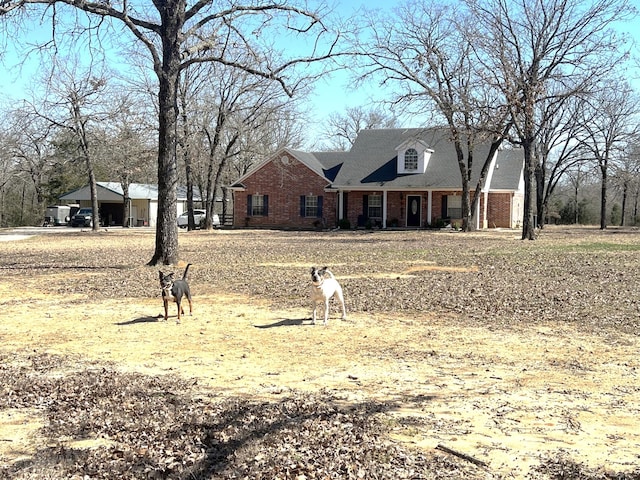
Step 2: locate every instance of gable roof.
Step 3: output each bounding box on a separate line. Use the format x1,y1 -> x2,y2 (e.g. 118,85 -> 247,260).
298,150 -> 348,182
231,148 -> 348,188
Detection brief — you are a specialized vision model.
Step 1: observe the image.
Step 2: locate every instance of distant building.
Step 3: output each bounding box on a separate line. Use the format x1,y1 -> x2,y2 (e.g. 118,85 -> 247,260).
229,128 -> 524,229
59,182 -> 202,227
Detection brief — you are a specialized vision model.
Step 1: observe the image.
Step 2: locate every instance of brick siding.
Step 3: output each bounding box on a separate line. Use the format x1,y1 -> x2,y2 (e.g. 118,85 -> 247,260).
233,154 -> 338,229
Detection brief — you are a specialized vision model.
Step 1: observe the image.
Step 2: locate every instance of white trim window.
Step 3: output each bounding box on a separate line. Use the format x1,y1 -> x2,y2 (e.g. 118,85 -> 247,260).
368,194 -> 382,218
447,195 -> 462,219
247,194 -> 268,216
404,148 -> 418,170
300,195 -> 324,218
304,195 -> 318,217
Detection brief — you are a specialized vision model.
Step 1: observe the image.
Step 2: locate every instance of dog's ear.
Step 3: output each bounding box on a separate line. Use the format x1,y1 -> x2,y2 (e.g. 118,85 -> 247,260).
159,271 -> 164,280
310,266 -> 316,273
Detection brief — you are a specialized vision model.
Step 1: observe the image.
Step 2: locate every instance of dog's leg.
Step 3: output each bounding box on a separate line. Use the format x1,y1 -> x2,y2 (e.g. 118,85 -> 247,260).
162,297 -> 170,321
336,287 -> 347,320
312,302 -> 318,325
176,300 -> 182,324
323,298 -> 330,325
186,292 -> 193,316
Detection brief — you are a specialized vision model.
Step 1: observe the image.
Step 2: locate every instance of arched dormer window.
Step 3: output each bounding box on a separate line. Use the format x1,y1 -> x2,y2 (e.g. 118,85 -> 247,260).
404,148 -> 418,170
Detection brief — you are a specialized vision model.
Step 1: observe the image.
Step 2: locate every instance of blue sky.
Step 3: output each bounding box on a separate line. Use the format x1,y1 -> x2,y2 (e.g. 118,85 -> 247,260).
0,1 -> 395,136
1,0 -> 637,146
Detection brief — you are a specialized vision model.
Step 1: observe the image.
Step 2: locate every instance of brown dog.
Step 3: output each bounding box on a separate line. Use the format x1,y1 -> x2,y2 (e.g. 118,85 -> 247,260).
159,263 -> 193,323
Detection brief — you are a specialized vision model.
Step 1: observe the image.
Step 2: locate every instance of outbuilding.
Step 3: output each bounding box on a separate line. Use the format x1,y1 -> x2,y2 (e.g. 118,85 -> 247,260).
59,182 -> 201,227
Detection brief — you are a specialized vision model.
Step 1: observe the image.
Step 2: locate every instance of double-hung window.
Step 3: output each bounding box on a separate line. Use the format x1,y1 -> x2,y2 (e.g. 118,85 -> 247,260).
247,194 -> 268,216
300,195 -> 323,217
368,194 -> 382,218
446,195 -> 462,219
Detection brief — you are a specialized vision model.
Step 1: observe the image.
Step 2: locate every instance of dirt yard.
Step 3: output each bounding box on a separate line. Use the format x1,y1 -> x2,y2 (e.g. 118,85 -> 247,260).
0,226 -> 638,479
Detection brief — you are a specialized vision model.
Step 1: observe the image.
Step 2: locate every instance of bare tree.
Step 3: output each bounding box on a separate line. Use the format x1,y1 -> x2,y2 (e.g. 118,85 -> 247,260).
0,126 -> 22,226
107,96 -> 157,227
611,146 -> 640,226
3,111 -> 56,220
467,0 -> 634,239
0,0 -> 342,264
321,106 -> 398,151
534,94 -> 591,227
227,103 -> 306,182
177,64 -> 208,231
576,80 -> 640,229
20,58 -> 116,231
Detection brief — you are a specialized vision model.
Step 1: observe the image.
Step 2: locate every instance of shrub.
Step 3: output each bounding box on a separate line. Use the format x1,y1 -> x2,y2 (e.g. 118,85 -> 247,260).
338,218 -> 351,230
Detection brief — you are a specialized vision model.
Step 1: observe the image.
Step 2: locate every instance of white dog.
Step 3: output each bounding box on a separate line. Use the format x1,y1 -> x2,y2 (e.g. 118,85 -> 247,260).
310,266 -> 347,325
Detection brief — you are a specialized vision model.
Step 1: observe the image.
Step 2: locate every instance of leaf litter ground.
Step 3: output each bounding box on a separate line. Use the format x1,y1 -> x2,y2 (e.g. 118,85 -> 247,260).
0,226 -> 639,479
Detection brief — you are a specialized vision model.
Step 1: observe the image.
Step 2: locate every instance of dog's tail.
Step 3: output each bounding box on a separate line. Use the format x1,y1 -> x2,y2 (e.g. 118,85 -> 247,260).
182,263 -> 192,281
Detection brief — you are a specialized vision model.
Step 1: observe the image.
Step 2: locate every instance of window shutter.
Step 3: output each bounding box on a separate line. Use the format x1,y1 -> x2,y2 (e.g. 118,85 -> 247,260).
300,196 -> 306,217
263,195 -> 269,216
441,195 -> 448,218
247,195 -> 252,216
363,195 -> 369,216
317,196 -> 323,217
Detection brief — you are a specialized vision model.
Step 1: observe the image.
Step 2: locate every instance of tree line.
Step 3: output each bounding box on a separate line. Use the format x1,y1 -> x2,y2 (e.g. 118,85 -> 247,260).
0,0 -> 638,264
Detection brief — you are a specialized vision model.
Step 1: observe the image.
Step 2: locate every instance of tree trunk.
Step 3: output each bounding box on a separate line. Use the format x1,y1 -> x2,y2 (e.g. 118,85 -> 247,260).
179,89 -> 196,230
222,186 -> 229,226
150,76 -> 179,264
203,111 -> 228,231
148,3 -> 185,266
207,133 -> 238,229
452,135 -> 471,232
521,141 -> 536,240
620,180 -> 628,227
633,186 -> 639,225
460,181 -> 471,231
89,168 -> 99,230
535,161 -> 545,229
122,180 -> 131,228
600,167 -> 607,230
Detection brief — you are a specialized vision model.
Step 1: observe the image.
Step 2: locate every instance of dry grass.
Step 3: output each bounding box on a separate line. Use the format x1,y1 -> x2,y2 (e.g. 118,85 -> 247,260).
0,225 -> 639,479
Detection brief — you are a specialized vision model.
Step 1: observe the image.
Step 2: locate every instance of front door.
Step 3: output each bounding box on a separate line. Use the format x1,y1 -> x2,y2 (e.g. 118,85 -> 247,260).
406,195 -> 421,227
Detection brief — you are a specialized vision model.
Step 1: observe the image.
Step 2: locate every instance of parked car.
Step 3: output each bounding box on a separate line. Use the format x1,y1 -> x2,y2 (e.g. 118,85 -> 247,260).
177,209 -> 220,228
70,207 -> 97,227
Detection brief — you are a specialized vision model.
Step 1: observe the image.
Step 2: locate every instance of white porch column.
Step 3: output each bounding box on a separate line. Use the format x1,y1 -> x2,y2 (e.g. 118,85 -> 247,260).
382,190 -> 388,228
482,191 -> 488,229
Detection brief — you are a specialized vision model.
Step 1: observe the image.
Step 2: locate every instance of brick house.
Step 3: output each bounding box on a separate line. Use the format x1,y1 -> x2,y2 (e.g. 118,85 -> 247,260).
229,128 -> 524,229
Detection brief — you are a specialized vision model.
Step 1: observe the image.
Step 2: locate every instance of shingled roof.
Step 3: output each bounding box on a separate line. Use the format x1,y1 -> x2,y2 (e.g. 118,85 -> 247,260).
231,128 -> 523,193
329,128 -> 523,191
288,150 -> 348,182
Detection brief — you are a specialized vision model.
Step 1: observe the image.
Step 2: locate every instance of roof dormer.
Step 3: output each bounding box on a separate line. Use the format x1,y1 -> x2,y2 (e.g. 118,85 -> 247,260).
396,138 -> 433,174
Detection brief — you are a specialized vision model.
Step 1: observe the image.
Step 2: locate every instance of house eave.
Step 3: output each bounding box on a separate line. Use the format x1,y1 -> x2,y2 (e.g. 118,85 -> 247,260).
333,185 -> 462,192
